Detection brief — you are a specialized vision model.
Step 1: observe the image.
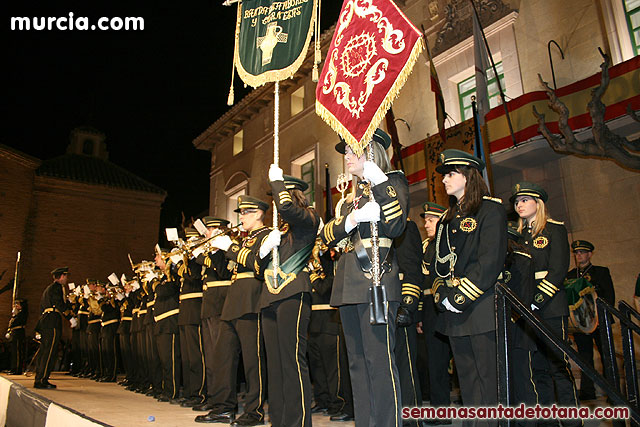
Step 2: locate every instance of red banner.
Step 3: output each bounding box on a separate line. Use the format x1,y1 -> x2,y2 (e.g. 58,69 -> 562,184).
315,0 -> 423,156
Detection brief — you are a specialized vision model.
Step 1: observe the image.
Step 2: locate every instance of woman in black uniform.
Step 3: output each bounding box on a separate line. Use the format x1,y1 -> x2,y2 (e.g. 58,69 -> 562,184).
321,129 -> 408,427
430,149 -> 507,427
259,169 -> 320,427
511,182 -> 580,426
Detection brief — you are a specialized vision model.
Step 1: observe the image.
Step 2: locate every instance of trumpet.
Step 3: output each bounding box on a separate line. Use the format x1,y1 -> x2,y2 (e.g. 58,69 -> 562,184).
128,254 -> 156,275
183,224 -> 242,255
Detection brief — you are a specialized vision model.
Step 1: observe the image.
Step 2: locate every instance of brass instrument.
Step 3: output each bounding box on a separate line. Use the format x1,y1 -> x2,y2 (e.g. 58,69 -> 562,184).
182,224 -> 242,255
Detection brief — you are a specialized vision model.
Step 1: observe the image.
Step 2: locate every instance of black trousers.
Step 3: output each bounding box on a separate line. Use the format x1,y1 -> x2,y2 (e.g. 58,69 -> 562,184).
531,316 -> 581,427
179,324 -> 206,400
574,329 -> 603,396
262,293 -> 312,427
100,324 -> 118,379
201,316 -> 222,401
70,328 -> 81,373
79,329 -> 89,374
308,331 -> 330,409
10,329 -> 25,374
395,325 -> 422,426
118,332 -> 133,381
157,332 -> 181,398
35,327 -> 60,383
423,321 -> 451,407
146,325 -> 162,391
340,302 -> 402,427
212,313 -> 266,420
449,331 -> 497,427
87,326 -> 101,375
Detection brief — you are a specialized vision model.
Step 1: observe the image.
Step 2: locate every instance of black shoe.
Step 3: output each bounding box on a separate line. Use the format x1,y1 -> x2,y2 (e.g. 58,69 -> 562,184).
169,397 -> 183,405
157,395 -> 170,402
330,412 -> 354,422
311,404 -> 327,414
34,381 -> 56,389
232,413 -> 264,426
195,410 -> 235,423
181,397 -> 203,408
193,401 -> 215,412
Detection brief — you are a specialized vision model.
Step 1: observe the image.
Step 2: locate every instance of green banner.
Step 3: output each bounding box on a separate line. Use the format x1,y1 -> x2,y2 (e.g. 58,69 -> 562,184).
234,0 -> 316,87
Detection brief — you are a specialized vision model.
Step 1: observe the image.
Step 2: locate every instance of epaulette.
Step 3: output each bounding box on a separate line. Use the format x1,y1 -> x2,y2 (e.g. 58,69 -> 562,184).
386,170 -> 406,176
422,239 -> 430,252
483,195 -> 503,204
547,219 -> 564,225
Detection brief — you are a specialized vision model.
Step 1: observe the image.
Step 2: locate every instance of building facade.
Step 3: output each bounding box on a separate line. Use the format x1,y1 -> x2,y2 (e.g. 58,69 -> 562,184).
194,0 -> 639,304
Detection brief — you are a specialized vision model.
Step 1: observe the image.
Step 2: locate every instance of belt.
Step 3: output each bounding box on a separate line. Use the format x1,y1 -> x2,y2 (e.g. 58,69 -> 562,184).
132,308 -> 140,314
78,310 -> 90,315
345,237 -> 392,253
204,280 -> 232,290
42,307 -> 62,315
88,319 -> 101,324
154,308 -> 179,322
101,319 -> 118,327
121,316 -> 133,321
147,300 -> 156,307
311,304 -> 337,311
138,309 -> 148,315
180,292 -> 203,301
234,271 -> 255,280
535,271 -> 548,280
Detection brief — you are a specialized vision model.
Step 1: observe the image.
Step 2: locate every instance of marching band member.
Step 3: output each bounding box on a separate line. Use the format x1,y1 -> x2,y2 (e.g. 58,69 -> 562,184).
430,149 -> 506,427
512,182 -> 580,426
260,170 -> 320,427
196,196 -> 270,426
320,129 -> 408,427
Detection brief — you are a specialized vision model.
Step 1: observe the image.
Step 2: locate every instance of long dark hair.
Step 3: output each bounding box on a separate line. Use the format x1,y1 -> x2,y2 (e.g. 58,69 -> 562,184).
443,166 -> 489,222
279,188 -> 314,245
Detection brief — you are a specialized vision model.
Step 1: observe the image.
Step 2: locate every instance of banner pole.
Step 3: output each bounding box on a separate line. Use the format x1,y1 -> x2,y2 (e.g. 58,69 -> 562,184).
272,81 -> 280,285
12,252 -> 20,307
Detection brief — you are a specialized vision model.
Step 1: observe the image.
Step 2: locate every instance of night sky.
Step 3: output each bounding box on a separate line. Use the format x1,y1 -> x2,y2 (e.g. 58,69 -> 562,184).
2,1 -> 341,238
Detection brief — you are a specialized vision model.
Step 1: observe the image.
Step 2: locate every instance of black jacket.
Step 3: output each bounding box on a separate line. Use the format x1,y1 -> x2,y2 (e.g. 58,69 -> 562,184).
321,171 -> 409,306
520,220 -> 570,319
221,225 -> 271,321
394,219 -> 425,318
176,257 -> 203,326
431,197 -> 507,336
37,281 -> 68,331
197,250 -> 232,319
260,179 -> 321,307
153,276 -> 180,335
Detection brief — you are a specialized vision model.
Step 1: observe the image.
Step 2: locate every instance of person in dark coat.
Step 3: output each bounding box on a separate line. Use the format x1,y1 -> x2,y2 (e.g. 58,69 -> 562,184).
6,298 -> 27,375
393,219 -> 425,427
34,267 -> 73,389
259,171 -> 320,427
419,202 -> 452,424
512,182 -> 581,427
567,240 -> 615,401
429,150 -> 507,427
321,129 -> 408,427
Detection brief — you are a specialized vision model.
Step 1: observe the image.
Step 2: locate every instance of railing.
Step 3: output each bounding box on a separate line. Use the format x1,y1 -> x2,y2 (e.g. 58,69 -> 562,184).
495,282 -> 640,427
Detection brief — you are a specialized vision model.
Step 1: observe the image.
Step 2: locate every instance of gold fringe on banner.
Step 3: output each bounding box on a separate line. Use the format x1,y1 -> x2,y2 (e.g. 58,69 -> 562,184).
227,1 -> 242,106
315,36 -> 424,157
234,0 -> 318,88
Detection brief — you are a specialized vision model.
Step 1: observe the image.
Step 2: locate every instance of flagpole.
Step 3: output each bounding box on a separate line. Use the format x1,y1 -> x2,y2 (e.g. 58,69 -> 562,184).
272,81 -> 280,286
469,0 -> 518,147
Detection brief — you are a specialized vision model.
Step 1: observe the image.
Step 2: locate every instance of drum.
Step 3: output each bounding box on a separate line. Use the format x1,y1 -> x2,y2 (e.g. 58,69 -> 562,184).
564,277 -> 598,334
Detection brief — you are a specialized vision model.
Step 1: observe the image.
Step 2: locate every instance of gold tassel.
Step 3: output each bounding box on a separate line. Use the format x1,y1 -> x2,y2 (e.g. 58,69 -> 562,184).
312,63 -> 319,82
227,86 -> 234,106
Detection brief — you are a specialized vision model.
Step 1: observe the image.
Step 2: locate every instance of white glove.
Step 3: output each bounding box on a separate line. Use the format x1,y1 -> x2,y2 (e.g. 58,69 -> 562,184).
362,161 -> 388,186
210,235 -> 233,251
531,304 -> 539,311
5,333 -> 10,340
260,229 -> 282,259
269,164 -> 284,182
345,201 -> 381,233
442,297 -> 462,313
35,332 -> 41,340
69,318 -> 78,328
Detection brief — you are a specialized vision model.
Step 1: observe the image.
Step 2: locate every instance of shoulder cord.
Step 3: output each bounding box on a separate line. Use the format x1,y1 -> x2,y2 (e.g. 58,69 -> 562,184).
434,222 -> 457,278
